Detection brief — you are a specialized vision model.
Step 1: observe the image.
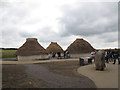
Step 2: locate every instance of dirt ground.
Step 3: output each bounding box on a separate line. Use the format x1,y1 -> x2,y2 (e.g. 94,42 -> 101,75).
2,60 -> 96,88
2,65 -> 52,88
40,60 -> 84,77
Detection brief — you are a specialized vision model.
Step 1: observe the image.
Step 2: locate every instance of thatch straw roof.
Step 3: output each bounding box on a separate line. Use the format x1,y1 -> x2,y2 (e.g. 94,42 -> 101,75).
66,38 -> 95,54
16,38 -> 48,56
46,42 -> 64,53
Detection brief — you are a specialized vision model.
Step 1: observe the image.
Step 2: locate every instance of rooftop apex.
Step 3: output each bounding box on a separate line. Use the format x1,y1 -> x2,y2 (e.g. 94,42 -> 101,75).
26,38 -> 37,41
51,42 -> 57,44
76,38 -> 83,40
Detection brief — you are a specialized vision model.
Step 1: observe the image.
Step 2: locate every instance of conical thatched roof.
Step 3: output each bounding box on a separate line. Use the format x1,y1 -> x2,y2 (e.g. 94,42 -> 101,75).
16,38 -> 48,56
66,38 -> 95,54
46,42 -> 64,53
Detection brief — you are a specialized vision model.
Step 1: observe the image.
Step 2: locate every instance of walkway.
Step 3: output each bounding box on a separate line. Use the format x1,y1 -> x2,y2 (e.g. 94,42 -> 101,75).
77,62 -> 118,88
0,59 -> 79,64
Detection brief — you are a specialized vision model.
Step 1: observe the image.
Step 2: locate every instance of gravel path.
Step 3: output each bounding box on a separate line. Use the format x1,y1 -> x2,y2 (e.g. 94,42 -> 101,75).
25,64 -> 96,88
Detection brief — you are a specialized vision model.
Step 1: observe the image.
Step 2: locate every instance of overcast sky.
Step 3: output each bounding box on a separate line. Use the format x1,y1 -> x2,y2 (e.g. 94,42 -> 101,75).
0,0 -> 119,50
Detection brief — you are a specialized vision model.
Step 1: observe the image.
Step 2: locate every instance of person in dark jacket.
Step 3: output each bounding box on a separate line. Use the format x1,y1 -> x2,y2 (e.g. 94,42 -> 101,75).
52,52 -> 56,59
113,48 -> 119,64
57,52 -> 61,59
118,50 -> 120,64
64,51 -> 66,59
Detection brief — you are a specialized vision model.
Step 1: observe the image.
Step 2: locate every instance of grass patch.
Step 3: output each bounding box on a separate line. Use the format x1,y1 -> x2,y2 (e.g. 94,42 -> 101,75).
1,50 -> 17,59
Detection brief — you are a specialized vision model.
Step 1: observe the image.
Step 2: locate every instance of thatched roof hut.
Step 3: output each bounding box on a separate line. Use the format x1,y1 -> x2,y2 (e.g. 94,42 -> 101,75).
46,42 -> 64,53
66,38 -> 94,54
16,38 -> 48,56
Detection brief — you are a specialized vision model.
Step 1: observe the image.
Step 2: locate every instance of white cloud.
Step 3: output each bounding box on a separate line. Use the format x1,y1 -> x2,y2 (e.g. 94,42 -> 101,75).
0,0 -> 118,49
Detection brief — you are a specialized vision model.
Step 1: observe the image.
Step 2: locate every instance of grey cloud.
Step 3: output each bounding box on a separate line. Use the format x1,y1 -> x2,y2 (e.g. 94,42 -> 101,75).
59,2 -> 118,37
0,1 -> 30,27
97,31 -> 118,43
36,27 -> 62,42
18,26 -> 62,43
106,38 -> 118,42
20,32 -> 35,38
2,28 -> 24,48
0,1 -> 118,49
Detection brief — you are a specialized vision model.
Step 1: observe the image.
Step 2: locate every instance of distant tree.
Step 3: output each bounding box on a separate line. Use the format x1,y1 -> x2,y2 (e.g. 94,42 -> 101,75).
1,48 -> 18,50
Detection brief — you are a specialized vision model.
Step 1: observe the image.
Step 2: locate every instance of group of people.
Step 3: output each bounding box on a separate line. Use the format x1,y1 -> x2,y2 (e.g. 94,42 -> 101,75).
51,52 -> 61,59
90,48 -> 120,65
51,50 -> 70,59
64,50 -> 70,59
105,48 -> 120,64
89,48 -> 120,71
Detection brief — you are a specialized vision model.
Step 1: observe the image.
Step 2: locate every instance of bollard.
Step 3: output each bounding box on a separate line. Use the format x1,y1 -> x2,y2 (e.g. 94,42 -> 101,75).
79,58 -> 84,66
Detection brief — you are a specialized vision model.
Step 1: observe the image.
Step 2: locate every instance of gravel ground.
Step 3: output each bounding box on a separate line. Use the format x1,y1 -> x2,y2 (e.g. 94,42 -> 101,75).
2,60 -> 96,88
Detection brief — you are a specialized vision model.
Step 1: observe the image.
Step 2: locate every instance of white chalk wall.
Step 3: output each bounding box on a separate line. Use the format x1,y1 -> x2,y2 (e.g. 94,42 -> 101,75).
18,55 -> 50,61
70,53 -> 91,58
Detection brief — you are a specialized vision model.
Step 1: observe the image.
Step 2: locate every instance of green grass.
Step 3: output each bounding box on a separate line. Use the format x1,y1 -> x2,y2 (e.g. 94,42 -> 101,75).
1,50 -> 17,59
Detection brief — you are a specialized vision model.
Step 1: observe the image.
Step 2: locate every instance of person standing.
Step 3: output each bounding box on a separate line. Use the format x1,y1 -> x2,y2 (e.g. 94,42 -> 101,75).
66,50 -> 69,58
57,52 -> 61,59
113,48 -> 119,64
105,50 -> 108,63
105,50 -> 111,63
109,49 -> 113,62
52,52 -> 56,59
64,51 -> 66,59
88,51 -> 96,64
118,49 -> 120,64
91,51 -> 96,60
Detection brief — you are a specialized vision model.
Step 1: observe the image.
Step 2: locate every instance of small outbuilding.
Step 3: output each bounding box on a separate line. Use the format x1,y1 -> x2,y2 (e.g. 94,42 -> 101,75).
66,38 -> 95,58
46,42 -> 64,53
16,38 -> 49,61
